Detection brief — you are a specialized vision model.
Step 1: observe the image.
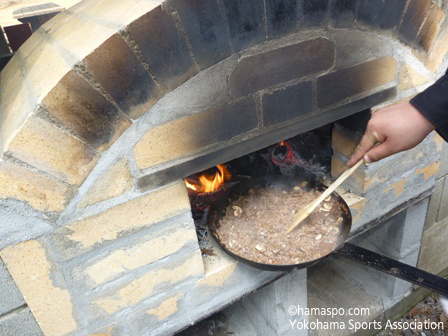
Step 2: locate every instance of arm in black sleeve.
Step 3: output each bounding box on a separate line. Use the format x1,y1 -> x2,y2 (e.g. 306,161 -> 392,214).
410,69 -> 448,141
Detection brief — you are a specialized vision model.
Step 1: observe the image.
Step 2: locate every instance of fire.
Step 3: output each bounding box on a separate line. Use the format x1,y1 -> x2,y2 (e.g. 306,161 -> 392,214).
185,164 -> 231,193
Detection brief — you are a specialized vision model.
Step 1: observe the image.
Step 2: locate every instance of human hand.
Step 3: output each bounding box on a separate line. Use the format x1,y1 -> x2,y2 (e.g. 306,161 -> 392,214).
347,102 -> 435,166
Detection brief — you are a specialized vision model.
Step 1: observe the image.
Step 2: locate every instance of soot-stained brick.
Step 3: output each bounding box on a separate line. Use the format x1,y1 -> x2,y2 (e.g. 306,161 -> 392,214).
316,57 -> 397,108
262,81 -> 312,126
398,0 -> 433,46
229,38 -> 334,98
329,0 -> 357,28
265,0 -> 298,38
41,70 -> 130,150
164,0 -> 231,69
415,4 -> 445,52
83,34 -> 159,119
221,0 -> 265,51
357,0 -> 407,30
299,0 -> 329,27
127,6 -> 197,92
134,97 -> 258,169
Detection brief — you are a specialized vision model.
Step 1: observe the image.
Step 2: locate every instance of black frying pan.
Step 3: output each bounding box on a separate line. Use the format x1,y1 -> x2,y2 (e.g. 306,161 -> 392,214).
207,175 -> 448,296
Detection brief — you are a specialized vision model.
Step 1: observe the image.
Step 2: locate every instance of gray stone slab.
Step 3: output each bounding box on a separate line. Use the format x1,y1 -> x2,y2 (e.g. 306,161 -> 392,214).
0,307 -> 43,336
0,259 -> 25,316
0,200 -> 53,250
352,198 -> 428,260
225,269 -> 308,336
308,258 -> 384,336
438,141 -> 448,178
418,216 -> 448,275
425,176 -> 445,229
437,176 -> 448,222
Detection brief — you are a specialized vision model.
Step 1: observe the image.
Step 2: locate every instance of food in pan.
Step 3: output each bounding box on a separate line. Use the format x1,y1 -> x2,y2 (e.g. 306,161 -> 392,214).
215,185 -> 345,265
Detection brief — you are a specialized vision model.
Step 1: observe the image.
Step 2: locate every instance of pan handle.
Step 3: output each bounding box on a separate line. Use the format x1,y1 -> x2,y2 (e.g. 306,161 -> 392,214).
335,243 -> 448,297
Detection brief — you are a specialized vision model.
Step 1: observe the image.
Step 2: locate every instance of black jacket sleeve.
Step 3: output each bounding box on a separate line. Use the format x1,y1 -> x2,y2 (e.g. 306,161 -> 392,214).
410,69 -> 448,141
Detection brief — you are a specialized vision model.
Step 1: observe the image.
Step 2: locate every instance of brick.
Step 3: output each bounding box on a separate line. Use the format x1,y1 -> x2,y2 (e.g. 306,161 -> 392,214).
418,216 -> 448,274
0,240 -> 77,336
83,34 -> 160,119
221,0 -> 265,52
341,191 -> 366,223
317,56 -> 398,107
331,125 -> 360,158
398,0 -> 433,47
7,115 -> 99,186
78,159 -> 133,208
438,141 -> 448,178
54,182 -> 190,258
331,154 -> 371,193
0,161 -> 71,212
262,81 -> 312,126
229,38 -> 334,98
0,307 -> 43,336
357,0 -> 407,30
82,222 -> 198,286
425,27 -> 448,72
415,4 -> 445,52
164,0 -> 231,69
356,0 -> 382,27
93,250 -> 204,314
329,0 -> 357,28
0,258 -> 25,316
134,97 -> 257,169
265,0 -> 298,38
299,0 -> 329,27
127,6 -> 197,92
425,176 -> 444,229
147,293 -> 182,320
0,41 -> 70,155
34,1 -> 161,64
196,262 -> 238,287
398,65 -> 429,91
326,87 -> 396,124
41,70 -> 130,151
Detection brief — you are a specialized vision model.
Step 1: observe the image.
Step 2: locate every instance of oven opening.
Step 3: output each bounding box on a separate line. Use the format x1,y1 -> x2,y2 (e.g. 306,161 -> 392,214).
184,123 -> 334,256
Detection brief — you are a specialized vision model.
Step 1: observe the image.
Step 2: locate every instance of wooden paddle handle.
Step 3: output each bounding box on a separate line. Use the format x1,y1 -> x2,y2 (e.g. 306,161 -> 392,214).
287,159 -> 364,234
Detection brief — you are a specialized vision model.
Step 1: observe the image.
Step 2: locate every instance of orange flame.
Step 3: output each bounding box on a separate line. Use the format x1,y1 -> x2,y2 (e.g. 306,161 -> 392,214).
185,164 -> 231,193
280,141 -> 286,146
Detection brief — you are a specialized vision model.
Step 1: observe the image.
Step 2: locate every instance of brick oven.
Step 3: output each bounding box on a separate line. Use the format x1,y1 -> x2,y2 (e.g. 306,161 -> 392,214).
0,0 -> 447,335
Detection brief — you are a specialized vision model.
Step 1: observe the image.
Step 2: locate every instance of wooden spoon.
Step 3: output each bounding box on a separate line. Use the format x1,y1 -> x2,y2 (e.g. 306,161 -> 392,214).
287,159 -> 364,234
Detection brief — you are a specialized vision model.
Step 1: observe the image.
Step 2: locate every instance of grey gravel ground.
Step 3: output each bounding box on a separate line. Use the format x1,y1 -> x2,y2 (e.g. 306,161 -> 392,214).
378,293 -> 447,336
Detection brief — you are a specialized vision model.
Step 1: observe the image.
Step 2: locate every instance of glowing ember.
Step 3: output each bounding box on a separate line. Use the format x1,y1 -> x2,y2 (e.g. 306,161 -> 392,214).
185,164 -> 231,193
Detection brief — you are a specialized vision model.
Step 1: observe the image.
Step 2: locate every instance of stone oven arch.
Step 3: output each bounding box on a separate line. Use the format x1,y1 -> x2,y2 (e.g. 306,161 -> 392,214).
0,0 -> 447,335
